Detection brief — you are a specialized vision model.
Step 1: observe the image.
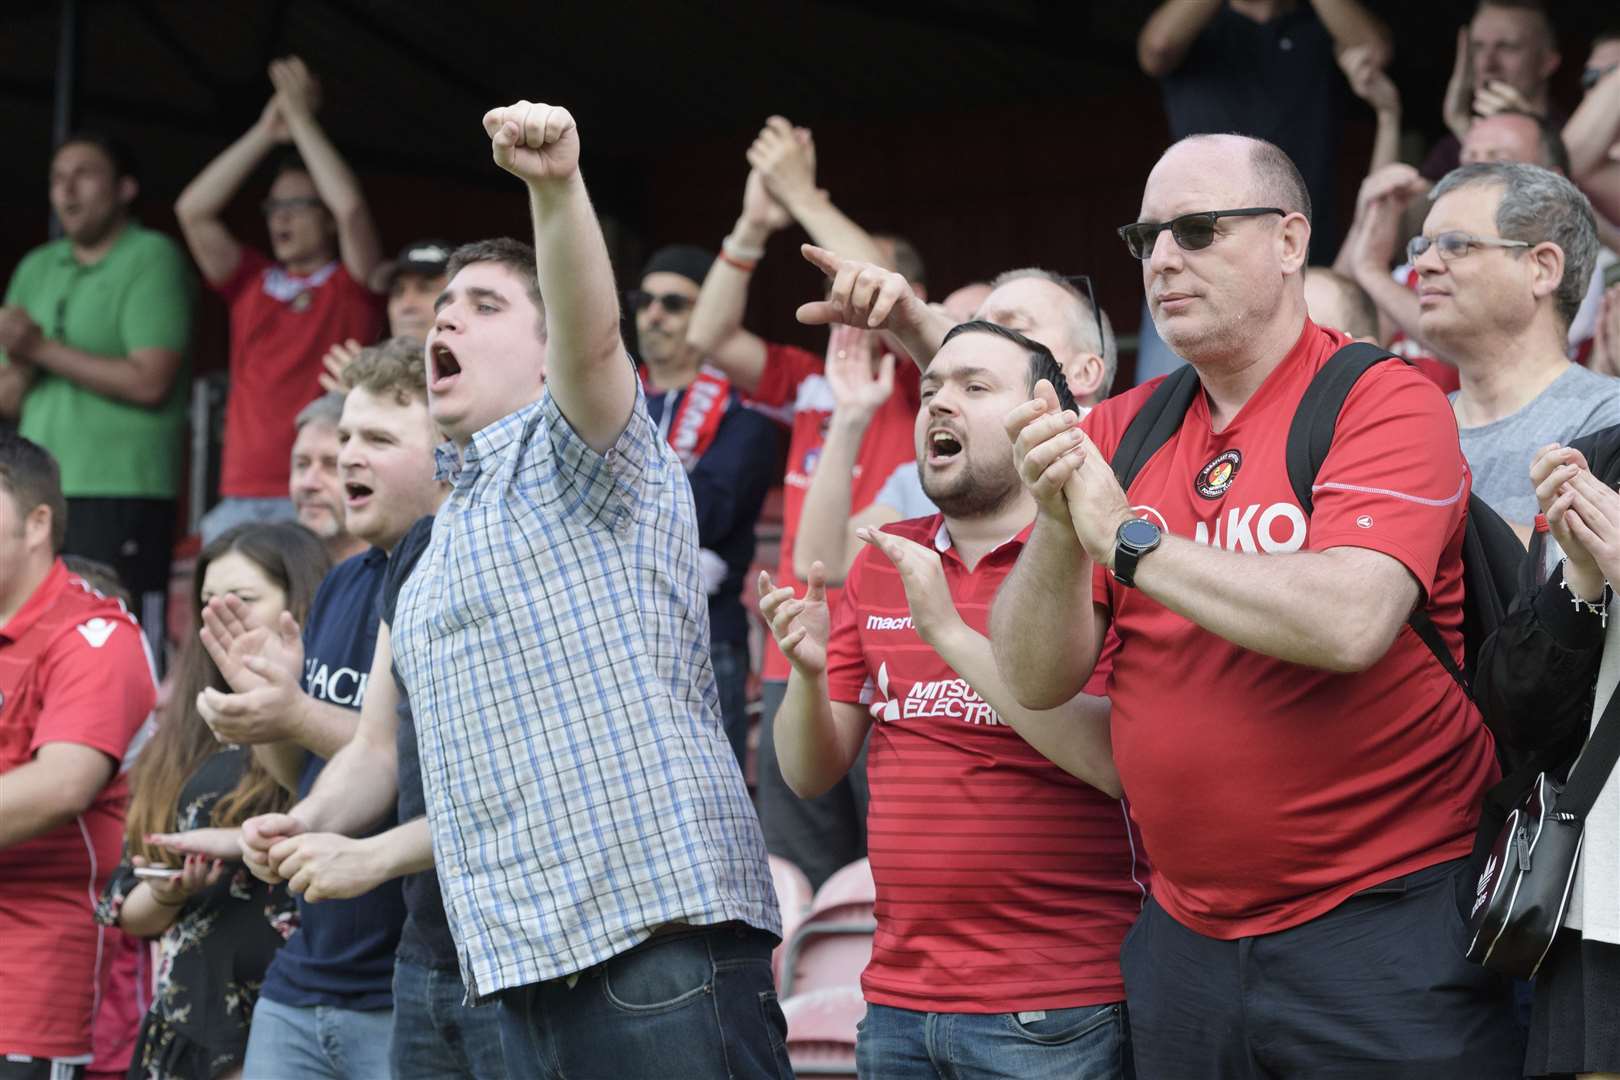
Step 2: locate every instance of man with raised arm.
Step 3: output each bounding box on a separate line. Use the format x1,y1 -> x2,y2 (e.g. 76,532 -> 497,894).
175,56 -> 382,541
386,101 -> 785,1078
991,133 -> 1522,1075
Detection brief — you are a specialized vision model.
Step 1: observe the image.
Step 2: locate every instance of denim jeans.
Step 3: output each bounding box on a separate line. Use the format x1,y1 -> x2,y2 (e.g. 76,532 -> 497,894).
242,996 -> 393,1079
856,1000 -> 1134,1080
495,923 -> 792,1079
391,960 -> 507,1079
710,638 -> 749,772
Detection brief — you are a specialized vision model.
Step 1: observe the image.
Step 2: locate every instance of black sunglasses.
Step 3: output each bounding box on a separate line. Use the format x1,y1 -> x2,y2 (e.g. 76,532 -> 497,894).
626,289 -> 694,315
261,196 -> 324,217
1117,207 -> 1287,260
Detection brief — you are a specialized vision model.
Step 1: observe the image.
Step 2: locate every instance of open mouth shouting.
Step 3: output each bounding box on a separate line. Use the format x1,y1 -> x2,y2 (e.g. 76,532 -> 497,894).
430,342 -> 463,394
927,427 -> 964,467
344,480 -> 374,510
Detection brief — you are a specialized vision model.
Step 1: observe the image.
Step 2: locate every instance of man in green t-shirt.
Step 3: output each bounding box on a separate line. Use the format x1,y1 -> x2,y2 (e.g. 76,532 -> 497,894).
0,132 -> 195,631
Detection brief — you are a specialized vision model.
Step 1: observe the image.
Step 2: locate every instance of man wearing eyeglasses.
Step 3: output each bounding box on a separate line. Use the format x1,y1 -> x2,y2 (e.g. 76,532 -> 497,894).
992,132 -> 1524,1077
630,243 -> 782,770
1416,162 -> 1620,539
175,56 -> 382,543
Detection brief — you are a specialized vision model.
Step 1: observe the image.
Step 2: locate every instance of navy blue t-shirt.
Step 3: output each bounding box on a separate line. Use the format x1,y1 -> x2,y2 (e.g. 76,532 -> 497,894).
378,516 -> 460,970
646,385 -> 781,645
259,547 -> 406,1010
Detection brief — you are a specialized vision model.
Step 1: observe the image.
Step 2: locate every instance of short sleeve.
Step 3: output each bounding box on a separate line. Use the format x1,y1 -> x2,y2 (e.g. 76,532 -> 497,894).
213,247 -> 272,303
749,343 -> 823,410
118,236 -> 196,354
1306,363 -> 1469,593
31,614 -> 156,763
541,374 -> 659,525
95,858 -> 140,928
824,550 -> 872,705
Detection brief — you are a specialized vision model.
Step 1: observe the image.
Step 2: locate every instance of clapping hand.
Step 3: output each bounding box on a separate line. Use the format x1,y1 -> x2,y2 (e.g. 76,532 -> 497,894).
758,564 -> 830,676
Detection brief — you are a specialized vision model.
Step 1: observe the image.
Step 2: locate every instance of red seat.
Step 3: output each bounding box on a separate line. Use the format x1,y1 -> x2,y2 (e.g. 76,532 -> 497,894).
780,859 -> 876,997
770,855 -> 814,985
782,985 -> 864,1079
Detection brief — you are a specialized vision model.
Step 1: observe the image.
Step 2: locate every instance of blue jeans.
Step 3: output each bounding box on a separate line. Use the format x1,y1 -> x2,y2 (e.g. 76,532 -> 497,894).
711,638 -> 749,772
242,995 -> 394,1079
391,960 -> 507,1079
857,1000 -> 1134,1079
495,924 -> 792,1079
198,495 -> 297,544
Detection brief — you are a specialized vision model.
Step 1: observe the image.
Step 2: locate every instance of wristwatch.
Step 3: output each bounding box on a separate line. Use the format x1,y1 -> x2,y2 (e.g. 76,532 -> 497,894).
1111,517 -> 1162,588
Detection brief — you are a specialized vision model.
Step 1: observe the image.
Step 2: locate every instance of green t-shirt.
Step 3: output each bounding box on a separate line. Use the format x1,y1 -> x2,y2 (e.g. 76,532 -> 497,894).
3,223 -> 196,498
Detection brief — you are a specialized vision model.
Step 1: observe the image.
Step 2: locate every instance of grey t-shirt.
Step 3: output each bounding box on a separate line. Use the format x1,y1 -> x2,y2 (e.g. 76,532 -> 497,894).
1454,364 -> 1620,526
874,461 -> 939,520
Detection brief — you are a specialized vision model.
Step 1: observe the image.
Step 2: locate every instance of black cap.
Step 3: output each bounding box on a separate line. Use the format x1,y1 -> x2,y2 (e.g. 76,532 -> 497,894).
640,244 -> 715,287
381,239 -> 452,287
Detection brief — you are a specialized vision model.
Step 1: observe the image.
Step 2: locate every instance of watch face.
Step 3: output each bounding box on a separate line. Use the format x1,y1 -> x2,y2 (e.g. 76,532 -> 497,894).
1120,517 -> 1161,548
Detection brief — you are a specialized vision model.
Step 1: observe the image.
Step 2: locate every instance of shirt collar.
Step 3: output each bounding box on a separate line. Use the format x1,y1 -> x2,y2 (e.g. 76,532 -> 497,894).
0,559 -> 70,644
54,220 -> 139,269
437,398 -> 545,484
931,516 -> 1034,566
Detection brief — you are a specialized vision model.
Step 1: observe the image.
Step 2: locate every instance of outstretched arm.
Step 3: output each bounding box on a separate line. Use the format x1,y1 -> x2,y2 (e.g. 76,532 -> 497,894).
797,245 -> 950,371
1138,0 -> 1222,77
484,101 -> 634,454
175,99 -> 283,285
682,168 -> 793,392
749,118 -> 887,269
271,57 -> 382,286
793,327 -> 896,583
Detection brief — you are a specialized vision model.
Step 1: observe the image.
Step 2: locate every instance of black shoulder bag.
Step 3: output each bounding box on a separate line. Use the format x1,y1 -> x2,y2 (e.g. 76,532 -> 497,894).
1465,681 -> 1620,978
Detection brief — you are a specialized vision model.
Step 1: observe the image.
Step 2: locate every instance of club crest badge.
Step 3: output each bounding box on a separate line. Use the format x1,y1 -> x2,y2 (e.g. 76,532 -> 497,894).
1196,449 -> 1242,500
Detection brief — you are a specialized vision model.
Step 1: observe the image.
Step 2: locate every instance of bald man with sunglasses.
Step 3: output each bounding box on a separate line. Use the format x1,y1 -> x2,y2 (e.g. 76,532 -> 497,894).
991,133 -> 1524,1078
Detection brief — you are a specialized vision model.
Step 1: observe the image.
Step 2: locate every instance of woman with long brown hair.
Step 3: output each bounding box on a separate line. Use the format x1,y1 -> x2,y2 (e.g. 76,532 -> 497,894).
96,523 -> 329,1080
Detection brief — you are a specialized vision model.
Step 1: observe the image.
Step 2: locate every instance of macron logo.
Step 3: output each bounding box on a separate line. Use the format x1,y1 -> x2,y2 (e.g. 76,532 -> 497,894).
76,618 -> 117,649
866,614 -> 914,631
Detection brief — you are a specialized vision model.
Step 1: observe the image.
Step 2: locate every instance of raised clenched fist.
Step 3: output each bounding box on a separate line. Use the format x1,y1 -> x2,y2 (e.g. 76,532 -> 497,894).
482,101 -> 580,185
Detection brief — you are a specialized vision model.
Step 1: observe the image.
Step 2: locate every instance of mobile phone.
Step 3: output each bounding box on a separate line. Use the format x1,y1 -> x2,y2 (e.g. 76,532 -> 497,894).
134,866 -> 183,880
1603,258 -> 1620,291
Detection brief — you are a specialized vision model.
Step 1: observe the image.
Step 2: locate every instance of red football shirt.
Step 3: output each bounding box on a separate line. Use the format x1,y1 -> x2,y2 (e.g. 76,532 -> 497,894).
1082,319 -> 1498,940
825,515 -> 1149,1012
0,561 -> 156,1059
751,342 -> 923,681
216,249 -> 383,498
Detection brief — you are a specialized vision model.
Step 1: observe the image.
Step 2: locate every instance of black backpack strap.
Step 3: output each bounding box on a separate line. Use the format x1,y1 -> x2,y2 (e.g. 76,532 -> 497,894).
1284,341 -> 1402,515
1284,343 -> 1477,694
1111,363 -> 1202,494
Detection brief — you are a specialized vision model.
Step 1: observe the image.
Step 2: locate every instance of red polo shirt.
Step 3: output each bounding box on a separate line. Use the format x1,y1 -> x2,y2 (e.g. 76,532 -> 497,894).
0,560 -> 155,1059
215,248 -> 383,498
1082,319 -> 1497,940
751,342 -> 922,681
825,515 -> 1149,1013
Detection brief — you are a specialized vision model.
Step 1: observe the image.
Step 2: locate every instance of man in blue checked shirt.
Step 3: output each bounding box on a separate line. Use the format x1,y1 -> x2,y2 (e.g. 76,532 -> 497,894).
388,100 -> 789,1078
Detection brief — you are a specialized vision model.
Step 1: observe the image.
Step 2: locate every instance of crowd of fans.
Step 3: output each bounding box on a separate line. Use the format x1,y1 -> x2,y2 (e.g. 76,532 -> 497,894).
1,1 -> 1619,1078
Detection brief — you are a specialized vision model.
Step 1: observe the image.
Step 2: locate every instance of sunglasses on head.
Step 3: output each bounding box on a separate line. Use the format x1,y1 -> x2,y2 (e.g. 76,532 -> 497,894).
1117,207 -> 1286,260
626,289 -> 694,315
